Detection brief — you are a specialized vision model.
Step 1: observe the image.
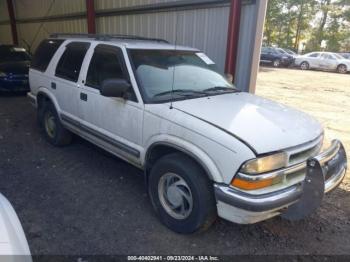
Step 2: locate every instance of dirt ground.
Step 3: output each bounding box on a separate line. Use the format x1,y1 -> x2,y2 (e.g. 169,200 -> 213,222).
0,68 -> 350,256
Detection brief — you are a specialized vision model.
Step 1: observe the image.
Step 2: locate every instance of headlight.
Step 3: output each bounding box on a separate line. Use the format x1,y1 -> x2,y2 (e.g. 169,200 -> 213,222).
231,152 -> 288,191
0,71 -> 7,77
282,56 -> 289,59
239,152 -> 288,175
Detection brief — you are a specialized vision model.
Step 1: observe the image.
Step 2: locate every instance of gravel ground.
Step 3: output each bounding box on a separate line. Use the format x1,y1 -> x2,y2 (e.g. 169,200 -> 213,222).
1,73 -> 350,255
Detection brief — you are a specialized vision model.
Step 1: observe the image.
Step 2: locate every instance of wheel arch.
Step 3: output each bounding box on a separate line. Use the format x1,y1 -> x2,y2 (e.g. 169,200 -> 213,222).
36,88 -> 60,115
144,139 -> 224,184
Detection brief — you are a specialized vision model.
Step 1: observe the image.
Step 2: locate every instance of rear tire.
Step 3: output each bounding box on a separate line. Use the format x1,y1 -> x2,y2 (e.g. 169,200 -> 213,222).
300,61 -> 309,70
337,64 -> 347,74
148,153 -> 217,234
39,102 -> 72,146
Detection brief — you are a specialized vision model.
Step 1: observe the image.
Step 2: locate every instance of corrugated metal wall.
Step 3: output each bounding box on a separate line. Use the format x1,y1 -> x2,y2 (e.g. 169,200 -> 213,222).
0,0 -> 231,72
96,6 -> 230,72
0,0 -> 265,90
0,0 -> 12,44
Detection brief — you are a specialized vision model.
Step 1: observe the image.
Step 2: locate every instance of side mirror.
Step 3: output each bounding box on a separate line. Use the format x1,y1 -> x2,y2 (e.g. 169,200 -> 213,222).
100,79 -> 131,98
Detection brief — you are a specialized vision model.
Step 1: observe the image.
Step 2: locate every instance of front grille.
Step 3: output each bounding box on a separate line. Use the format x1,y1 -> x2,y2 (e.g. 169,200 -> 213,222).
288,141 -> 322,166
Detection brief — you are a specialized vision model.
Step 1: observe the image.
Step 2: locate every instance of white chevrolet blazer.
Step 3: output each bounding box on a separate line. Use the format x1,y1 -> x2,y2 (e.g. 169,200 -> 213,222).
28,34 -> 347,234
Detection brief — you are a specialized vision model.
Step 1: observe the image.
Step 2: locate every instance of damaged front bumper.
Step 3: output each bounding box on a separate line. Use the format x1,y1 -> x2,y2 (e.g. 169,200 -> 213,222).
214,140 -> 347,224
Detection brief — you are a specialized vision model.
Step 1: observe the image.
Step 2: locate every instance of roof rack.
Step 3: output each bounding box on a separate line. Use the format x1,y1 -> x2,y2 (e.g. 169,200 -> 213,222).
49,33 -> 169,43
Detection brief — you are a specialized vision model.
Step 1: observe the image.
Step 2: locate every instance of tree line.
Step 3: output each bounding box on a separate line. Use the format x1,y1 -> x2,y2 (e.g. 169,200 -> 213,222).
264,0 -> 350,52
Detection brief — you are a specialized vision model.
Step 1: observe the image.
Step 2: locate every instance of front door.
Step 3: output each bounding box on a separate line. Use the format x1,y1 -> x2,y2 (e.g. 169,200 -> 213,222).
78,44 -> 143,164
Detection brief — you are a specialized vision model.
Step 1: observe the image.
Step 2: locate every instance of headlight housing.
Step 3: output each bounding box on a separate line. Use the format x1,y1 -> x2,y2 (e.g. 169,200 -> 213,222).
240,152 -> 288,175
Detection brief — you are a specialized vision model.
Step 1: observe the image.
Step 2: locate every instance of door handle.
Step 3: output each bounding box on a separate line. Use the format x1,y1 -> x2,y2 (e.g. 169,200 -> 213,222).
51,82 -> 56,89
80,92 -> 88,101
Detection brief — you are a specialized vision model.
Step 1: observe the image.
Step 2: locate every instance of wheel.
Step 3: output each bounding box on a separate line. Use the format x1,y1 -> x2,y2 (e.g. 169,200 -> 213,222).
337,64 -> 347,74
148,153 -> 217,234
300,61 -> 309,70
273,59 -> 281,68
39,102 -> 72,146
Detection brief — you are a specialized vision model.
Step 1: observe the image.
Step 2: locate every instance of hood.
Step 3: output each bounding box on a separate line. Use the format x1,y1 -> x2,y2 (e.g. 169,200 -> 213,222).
172,93 -> 323,154
0,61 -> 30,75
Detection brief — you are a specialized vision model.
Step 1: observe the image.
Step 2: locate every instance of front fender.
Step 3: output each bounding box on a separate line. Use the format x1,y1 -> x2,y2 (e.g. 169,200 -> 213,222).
143,134 -> 224,183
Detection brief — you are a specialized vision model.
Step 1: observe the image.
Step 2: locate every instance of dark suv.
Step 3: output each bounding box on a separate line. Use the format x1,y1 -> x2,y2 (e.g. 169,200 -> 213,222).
0,45 -> 31,93
260,47 -> 295,68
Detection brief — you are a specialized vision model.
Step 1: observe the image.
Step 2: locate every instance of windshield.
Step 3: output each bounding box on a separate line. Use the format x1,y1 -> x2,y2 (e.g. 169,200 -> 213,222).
129,49 -> 235,103
0,48 -> 31,63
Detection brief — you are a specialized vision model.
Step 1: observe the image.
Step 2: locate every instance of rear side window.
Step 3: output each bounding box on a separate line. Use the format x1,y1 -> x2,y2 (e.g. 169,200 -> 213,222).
31,39 -> 64,72
55,42 -> 90,82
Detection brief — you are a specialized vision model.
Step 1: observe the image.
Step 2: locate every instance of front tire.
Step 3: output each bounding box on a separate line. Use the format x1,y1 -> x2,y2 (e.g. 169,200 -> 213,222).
273,59 -> 281,68
39,102 -> 72,146
337,64 -> 347,74
148,153 -> 217,234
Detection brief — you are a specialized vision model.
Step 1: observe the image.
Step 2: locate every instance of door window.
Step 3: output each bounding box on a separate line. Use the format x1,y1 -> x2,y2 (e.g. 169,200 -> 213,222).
55,42 -> 90,82
86,45 -> 137,101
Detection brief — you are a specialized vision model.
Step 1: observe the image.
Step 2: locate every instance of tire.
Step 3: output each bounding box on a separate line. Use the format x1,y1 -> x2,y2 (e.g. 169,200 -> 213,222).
300,61 -> 309,70
148,153 -> 217,234
273,59 -> 281,68
39,102 -> 72,146
337,64 -> 347,74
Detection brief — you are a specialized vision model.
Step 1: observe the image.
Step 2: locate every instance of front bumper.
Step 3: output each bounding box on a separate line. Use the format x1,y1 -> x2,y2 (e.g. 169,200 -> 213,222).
215,140 -> 347,224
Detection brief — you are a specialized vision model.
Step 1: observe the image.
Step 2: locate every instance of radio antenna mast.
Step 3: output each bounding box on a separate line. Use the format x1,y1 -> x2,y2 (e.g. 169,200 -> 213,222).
170,10 -> 180,110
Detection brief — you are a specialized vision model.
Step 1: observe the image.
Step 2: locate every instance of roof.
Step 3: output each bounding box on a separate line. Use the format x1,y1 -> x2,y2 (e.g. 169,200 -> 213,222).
50,33 -> 199,51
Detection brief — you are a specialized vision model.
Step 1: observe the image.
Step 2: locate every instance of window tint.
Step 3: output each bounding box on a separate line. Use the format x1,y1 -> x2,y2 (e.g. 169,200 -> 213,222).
86,47 -> 125,88
86,45 -> 136,101
55,42 -> 90,82
31,39 -> 64,71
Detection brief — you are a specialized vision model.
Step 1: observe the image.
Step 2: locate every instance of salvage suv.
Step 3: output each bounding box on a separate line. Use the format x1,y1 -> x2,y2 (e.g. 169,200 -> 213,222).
28,34 -> 347,234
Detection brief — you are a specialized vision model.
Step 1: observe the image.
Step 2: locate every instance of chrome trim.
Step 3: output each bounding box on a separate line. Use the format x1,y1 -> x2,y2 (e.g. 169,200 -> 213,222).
315,141 -> 340,165
237,162 -> 306,182
216,140 -> 347,213
325,166 -> 346,193
214,183 -> 302,212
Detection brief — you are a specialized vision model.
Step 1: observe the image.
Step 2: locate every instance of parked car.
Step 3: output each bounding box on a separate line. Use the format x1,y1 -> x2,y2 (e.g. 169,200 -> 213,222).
0,193 -> 31,260
339,53 -> 350,60
28,34 -> 347,234
260,47 -> 295,67
295,52 -> 350,74
282,48 -> 298,57
0,45 -> 31,93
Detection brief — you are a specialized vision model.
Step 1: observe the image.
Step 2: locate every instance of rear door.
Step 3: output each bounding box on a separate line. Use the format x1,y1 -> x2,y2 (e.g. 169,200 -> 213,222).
53,42 -> 90,120
319,54 -> 338,70
77,44 -> 143,164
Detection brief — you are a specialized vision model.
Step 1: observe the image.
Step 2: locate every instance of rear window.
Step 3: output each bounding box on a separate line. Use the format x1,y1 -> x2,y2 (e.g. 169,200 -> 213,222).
31,39 -> 64,72
55,42 -> 90,82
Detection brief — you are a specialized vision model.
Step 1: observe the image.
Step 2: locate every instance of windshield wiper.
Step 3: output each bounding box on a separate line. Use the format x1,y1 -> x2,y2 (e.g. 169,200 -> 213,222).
154,89 -> 208,97
203,86 -> 239,93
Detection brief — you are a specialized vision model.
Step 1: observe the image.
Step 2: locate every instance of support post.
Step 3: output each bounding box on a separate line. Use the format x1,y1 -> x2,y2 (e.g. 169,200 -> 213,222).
6,0 -> 18,45
86,0 -> 96,34
225,0 -> 242,80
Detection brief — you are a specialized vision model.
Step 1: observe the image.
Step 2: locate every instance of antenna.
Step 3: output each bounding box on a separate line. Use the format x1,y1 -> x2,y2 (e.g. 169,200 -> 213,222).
170,9 -> 180,110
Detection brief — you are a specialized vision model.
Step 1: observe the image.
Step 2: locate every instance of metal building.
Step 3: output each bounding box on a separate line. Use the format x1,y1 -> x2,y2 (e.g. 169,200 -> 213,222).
0,0 -> 267,92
